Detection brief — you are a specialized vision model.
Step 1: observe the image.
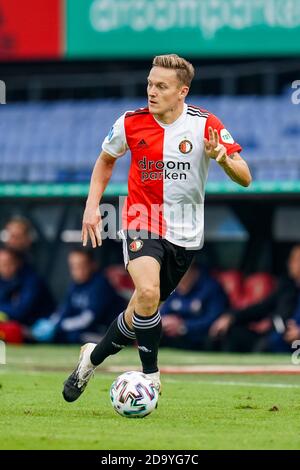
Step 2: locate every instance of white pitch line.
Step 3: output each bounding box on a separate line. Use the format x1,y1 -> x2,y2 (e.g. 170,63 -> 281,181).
104,364 -> 300,374
164,378 -> 300,389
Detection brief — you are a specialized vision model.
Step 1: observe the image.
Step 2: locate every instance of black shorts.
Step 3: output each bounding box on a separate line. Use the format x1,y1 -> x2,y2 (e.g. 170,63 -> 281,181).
118,230 -> 199,301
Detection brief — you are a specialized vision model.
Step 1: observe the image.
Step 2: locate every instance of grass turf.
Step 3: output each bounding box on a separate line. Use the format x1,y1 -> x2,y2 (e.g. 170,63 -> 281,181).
0,345 -> 300,450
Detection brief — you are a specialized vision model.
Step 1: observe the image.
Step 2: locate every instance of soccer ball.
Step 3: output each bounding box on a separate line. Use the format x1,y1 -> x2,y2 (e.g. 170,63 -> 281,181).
110,371 -> 159,418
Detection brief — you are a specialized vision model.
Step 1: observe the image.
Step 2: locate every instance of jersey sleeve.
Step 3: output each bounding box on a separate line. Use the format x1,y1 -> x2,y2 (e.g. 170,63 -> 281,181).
204,114 -> 242,156
102,113 -> 128,158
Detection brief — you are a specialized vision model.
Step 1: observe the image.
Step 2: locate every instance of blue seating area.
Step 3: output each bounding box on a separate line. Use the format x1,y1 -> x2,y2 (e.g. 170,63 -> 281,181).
0,97 -> 299,183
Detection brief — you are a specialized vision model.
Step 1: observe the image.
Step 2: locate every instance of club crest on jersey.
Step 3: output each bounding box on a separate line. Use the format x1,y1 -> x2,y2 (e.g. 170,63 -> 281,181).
179,139 -> 193,154
129,239 -> 144,252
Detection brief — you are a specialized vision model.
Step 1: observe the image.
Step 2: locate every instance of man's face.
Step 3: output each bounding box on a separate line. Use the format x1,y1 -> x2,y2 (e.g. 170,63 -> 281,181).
5,222 -> 32,252
0,251 -> 20,280
68,253 -> 94,284
288,247 -> 300,282
147,66 -> 188,116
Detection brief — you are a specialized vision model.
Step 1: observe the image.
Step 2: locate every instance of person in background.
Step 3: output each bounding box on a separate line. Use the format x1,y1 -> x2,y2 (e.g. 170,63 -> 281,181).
160,263 -> 228,350
209,245 -> 300,352
3,217 -> 34,257
32,248 -> 126,344
265,303 -> 300,353
263,246 -> 300,353
0,246 -> 54,328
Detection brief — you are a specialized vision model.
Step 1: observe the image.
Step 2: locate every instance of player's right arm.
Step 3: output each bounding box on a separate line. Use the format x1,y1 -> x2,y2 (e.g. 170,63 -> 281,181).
204,114 -> 252,187
82,151 -> 117,248
82,113 -> 128,248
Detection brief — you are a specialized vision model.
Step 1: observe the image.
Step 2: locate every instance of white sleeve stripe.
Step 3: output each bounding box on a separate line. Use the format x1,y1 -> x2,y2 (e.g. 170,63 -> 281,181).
101,113 -> 128,159
60,310 -> 95,332
101,144 -> 120,158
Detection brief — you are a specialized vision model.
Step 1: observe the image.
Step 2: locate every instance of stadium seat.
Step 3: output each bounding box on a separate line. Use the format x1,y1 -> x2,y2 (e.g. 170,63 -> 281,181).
105,265 -> 134,300
0,97 -> 299,183
214,270 -> 276,315
242,273 -> 277,334
213,270 -> 244,309
239,272 -> 276,309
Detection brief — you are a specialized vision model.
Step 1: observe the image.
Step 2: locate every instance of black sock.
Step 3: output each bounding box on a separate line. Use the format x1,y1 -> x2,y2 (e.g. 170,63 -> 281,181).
90,311 -> 135,366
132,310 -> 162,374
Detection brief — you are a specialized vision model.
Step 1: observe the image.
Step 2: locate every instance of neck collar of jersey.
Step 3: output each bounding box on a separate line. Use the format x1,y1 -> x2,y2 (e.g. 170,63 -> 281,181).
152,103 -> 187,129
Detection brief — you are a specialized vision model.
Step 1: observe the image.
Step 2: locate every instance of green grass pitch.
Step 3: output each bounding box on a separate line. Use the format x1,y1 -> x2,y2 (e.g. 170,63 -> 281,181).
1,345 -> 300,450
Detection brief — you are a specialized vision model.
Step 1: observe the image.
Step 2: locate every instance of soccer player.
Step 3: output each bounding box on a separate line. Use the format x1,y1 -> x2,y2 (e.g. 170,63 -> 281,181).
63,54 -> 252,402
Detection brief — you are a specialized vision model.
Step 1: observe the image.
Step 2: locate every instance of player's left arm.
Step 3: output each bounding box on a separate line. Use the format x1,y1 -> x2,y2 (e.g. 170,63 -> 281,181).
204,116 -> 252,187
218,148 -> 252,188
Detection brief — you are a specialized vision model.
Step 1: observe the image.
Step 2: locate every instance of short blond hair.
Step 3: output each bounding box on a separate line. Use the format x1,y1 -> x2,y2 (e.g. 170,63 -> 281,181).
152,54 -> 195,87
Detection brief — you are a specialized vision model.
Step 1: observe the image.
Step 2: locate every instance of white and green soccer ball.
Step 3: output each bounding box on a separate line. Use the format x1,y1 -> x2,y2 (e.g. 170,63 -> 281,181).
110,371 -> 158,418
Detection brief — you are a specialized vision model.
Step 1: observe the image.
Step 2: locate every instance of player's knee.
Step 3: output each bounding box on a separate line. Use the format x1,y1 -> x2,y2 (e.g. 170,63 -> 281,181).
136,285 -> 160,309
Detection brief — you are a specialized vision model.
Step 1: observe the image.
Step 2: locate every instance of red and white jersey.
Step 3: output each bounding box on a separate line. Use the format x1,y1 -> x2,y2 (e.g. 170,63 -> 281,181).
102,103 -> 242,248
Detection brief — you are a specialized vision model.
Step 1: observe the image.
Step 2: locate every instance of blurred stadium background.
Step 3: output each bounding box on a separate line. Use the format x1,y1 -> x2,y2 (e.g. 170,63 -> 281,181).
1,0 -> 300,301
1,0 -> 300,450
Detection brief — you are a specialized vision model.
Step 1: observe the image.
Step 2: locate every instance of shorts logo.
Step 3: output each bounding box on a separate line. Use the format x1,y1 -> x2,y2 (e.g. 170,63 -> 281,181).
129,239 -> 144,252
179,139 -> 193,154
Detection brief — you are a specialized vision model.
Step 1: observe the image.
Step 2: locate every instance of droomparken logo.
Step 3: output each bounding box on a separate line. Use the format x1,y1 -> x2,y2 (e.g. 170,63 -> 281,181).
0,81 -> 6,104
138,156 -> 191,181
0,340 -> 6,364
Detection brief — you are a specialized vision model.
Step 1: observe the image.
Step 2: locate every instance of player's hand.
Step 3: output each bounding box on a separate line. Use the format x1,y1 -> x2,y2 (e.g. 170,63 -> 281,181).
284,319 -> 300,344
204,127 -> 227,163
82,205 -> 102,248
209,313 -> 233,338
162,315 -> 186,337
